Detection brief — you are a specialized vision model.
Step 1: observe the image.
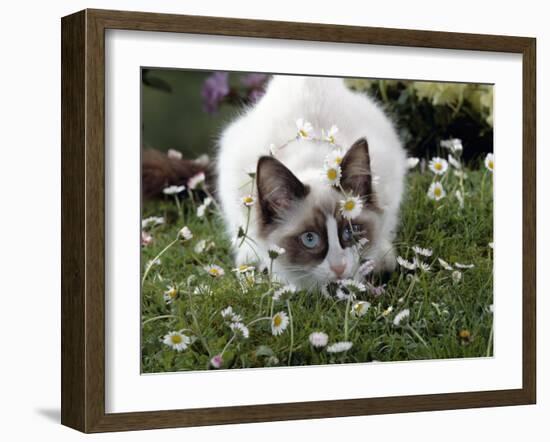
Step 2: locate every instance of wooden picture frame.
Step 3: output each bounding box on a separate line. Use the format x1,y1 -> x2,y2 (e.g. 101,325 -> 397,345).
61,8 -> 536,433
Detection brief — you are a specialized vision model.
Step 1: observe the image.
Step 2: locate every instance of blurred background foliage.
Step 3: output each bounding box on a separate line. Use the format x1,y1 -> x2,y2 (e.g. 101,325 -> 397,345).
141,69 -> 493,165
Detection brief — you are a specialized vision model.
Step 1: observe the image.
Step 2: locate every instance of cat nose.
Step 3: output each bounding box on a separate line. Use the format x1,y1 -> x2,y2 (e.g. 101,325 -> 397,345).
330,263 -> 346,278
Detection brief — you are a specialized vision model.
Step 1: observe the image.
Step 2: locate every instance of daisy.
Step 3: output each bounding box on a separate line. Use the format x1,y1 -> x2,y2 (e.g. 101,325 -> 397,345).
326,341 -> 353,353
448,154 -> 461,169
163,184 -> 185,195
489,242 -> 494,249
452,270 -> 462,284
221,306 -> 235,320
141,216 -> 165,229
412,246 -> 433,257
397,256 -> 417,271
271,311 -> 290,336
146,258 -> 161,267
427,181 -> 446,201
167,149 -> 183,160
428,157 -> 449,175
194,239 -> 206,254
193,284 -> 212,296
351,301 -> 371,317
438,258 -> 454,271
233,264 -> 255,274
453,170 -> 468,180
325,149 -> 344,168
322,125 -> 339,144
455,262 -> 475,269
178,226 -> 193,241
162,331 -> 191,352
210,354 -> 223,369
269,143 -> 277,156
242,195 -> 256,207
188,172 -> 205,189
417,260 -> 431,272
407,157 -> 420,169
358,260 -> 375,277
309,332 -> 329,348
196,197 -> 213,219
268,245 -> 286,260
393,308 -> 410,326
230,322 -> 249,339
141,231 -> 153,246
205,264 -> 225,278
296,118 -> 314,139
340,195 -> 364,219
484,153 -> 494,172
382,306 -> 394,317
440,138 -> 463,154
273,284 -> 297,302
163,285 -> 178,304
322,164 -> 342,187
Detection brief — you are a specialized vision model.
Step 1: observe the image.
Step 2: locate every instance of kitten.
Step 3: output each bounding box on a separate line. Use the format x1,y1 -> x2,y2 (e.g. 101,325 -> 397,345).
216,75 -> 407,289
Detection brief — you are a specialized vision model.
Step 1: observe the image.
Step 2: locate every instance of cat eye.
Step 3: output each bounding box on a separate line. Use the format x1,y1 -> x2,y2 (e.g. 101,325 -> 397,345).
300,231 -> 320,249
342,224 -> 361,242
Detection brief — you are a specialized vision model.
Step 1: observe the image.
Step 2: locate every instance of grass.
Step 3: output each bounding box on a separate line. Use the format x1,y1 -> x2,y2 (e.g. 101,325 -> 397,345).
141,159 -> 493,373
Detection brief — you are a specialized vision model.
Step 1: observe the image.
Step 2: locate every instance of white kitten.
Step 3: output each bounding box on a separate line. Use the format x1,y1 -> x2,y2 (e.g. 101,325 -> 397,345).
216,75 -> 406,289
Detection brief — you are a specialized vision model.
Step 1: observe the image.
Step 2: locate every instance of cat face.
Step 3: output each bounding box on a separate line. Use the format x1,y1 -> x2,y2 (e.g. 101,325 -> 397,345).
256,138 -> 381,289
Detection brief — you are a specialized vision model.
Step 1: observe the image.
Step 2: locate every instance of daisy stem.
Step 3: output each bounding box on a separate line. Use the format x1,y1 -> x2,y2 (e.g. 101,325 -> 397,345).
173,195 -> 183,220
238,207 -> 252,247
286,300 -> 294,366
141,314 -> 180,326
141,238 -> 179,286
344,294 -> 352,341
480,170 -> 487,205
407,324 -> 429,348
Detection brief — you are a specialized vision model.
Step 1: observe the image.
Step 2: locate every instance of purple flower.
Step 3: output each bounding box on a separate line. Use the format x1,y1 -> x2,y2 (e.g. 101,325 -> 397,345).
210,354 -> 223,369
240,73 -> 268,88
201,72 -> 230,113
368,283 -> 386,297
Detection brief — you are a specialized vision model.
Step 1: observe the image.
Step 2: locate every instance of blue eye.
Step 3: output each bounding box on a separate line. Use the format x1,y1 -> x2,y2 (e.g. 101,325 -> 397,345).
300,231 -> 320,249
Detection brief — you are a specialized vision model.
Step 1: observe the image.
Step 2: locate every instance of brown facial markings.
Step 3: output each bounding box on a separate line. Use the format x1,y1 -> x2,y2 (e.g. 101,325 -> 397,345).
279,208 -> 328,268
335,209 -> 374,249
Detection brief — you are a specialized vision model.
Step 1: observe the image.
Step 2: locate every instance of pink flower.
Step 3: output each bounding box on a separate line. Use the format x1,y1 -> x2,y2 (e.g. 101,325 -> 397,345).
210,354 -> 223,369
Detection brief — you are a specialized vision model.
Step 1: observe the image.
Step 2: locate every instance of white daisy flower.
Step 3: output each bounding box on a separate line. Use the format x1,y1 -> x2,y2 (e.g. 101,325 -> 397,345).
417,260 -> 431,272
412,246 -> 433,257
178,226 -> 193,241
340,195 -> 364,219
268,245 -> 286,260
204,264 -> 225,278
163,184 -> 186,195
326,341 -> 353,353
230,322 -> 249,339
210,354 -> 223,369
162,331 -> 191,352
296,118 -> 314,139
438,258 -> 454,271
397,256 -> 417,271
407,157 -> 420,169
455,262 -> 475,269
448,154 -> 461,169
242,195 -> 256,207
163,286 -> 178,304
322,164 -> 342,187
269,143 -> 277,156
452,270 -> 462,284
309,332 -> 329,348
489,242 -> 494,249
221,306 -> 235,320
325,149 -> 344,168
167,149 -> 183,160
146,258 -> 161,267
141,216 -> 165,229
358,260 -> 375,277
351,301 -> 371,317
455,190 -> 464,209
382,306 -> 394,317
453,170 -> 468,180
322,125 -> 339,144
196,197 -> 213,219
141,231 -> 153,246
273,284 -> 297,302
193,284 -> 212,296
428,157 -> 449,175
393,309 -> 410,326
233,264 -> 255,274
188,172 -> 206,189
484,153 -> 494,172
194,239 -> 206,254
427,181 -> 446,201
271,311 -> 290,336
440,138 -> 463,154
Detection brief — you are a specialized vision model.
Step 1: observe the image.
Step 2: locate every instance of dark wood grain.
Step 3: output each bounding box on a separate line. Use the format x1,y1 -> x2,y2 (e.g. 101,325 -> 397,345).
61,8 -> 537,433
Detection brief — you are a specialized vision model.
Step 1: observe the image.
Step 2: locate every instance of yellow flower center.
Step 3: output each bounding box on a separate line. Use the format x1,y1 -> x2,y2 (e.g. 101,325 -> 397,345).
434,187 -> 442,197
488,160 -> 494,170
435,162 -> 442,170
299,129 -> 308,138
210,268 -> 219,276
335,156 -> 342,165
344,200 -> 356,211
171,335 -> 182,344
244,196 -> 253,204
459,329 -> 471,339
327,168 -> 338,181
273,315 -> 282,327
168,289 -> 176,298
238,265 -> 249,272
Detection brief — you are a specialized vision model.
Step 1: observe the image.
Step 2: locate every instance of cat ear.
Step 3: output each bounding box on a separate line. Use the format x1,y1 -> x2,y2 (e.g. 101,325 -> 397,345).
340,137 -> 373,200
256,156 -> 308,224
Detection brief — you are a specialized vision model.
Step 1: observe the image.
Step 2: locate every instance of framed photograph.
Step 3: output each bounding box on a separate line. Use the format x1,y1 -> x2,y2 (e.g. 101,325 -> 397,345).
61,9 -> 536,433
